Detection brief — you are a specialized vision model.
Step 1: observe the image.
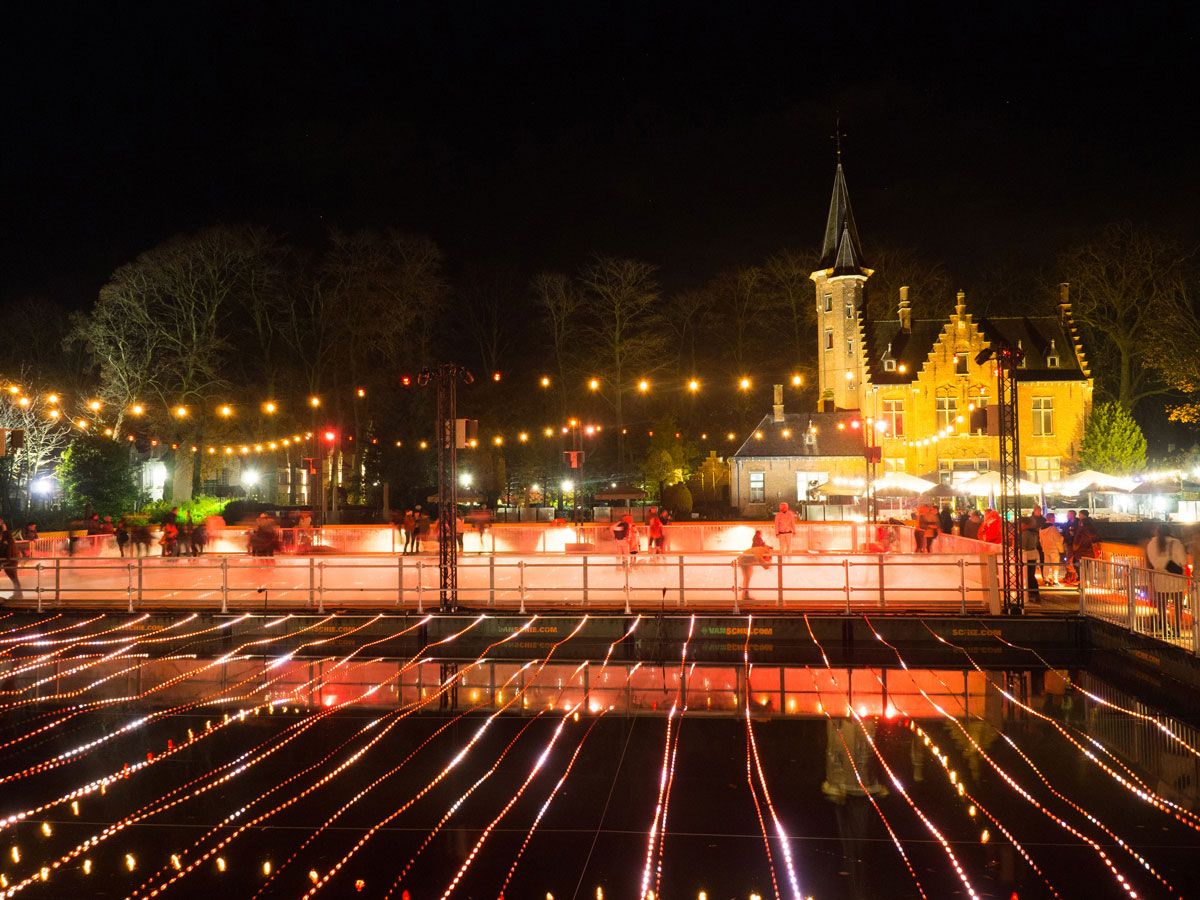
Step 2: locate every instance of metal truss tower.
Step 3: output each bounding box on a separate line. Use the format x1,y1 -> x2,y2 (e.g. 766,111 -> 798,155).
418,363 -> 474,612
989,341 -> 1025,614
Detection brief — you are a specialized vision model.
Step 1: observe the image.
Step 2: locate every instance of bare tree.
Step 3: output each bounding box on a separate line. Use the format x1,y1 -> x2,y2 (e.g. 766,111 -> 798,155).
0,373 -> 72,521
711,266 -> 768,378
532,271 -> 581,421
579,255 -> 664,471
1147,278 -> 1200,422
661,287 -> 713,376
763,248 -> 819,366
862,245 -> 954,322
456,261 -> 522,377
1058,223 -> 1191,410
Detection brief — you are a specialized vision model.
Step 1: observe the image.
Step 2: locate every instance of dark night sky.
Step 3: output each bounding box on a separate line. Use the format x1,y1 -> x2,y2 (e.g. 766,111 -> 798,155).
4,1 -> 1199,307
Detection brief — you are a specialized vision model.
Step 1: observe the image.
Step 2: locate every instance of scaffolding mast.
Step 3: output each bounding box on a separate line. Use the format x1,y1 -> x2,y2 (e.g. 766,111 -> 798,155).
989,341 -> 1025,614
418,363 -> 474,612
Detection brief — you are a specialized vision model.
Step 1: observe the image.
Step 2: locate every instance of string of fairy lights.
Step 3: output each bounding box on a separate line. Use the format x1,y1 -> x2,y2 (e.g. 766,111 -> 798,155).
0,374 -> 815,459
1,613 -> 1199,898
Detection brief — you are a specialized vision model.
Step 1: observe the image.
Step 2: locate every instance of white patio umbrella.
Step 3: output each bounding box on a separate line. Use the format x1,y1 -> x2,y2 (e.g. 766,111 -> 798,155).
1057,469 -> 1135,495
958,470 -> 1042,497
869,472 -> 938,497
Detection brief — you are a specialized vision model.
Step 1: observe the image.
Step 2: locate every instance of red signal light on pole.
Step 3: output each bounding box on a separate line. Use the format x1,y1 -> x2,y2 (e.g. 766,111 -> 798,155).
324,430 -> 336,443
401,375 -> 412,386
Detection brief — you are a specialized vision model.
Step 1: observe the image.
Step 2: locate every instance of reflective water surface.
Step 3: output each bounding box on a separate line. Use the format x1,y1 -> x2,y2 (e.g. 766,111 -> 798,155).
0,614 -> 1197,899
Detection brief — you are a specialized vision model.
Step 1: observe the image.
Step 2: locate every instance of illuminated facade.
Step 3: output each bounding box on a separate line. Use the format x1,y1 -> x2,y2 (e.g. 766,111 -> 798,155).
731,164 -> 1093,514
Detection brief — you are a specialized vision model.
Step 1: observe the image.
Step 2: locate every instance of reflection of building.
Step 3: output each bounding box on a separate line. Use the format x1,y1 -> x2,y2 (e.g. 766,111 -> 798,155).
731,163 -> 1093,513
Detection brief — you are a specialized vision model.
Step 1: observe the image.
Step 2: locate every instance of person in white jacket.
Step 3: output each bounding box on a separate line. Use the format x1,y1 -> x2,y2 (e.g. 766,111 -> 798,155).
774,502 -> 797,557
1146,524 -> 1188,637
1039,513 -> 1065,586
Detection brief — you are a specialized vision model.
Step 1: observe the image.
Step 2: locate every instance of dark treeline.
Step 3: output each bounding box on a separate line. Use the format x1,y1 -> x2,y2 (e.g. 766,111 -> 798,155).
0,221 -> 1196,509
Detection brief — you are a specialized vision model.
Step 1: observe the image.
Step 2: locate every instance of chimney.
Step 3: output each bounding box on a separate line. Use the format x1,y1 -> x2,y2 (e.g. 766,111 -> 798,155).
955,289 -> 966,318
1058,282 -> 1071,324
897,286 -> 911,333
772,384 -> 785,423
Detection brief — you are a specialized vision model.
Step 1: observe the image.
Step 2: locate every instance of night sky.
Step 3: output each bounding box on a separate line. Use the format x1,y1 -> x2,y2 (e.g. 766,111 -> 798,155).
4,1 -> 1198,307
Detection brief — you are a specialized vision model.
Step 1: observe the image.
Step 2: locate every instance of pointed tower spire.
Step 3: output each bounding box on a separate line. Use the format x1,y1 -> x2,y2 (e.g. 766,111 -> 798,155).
818,163 -> 868,275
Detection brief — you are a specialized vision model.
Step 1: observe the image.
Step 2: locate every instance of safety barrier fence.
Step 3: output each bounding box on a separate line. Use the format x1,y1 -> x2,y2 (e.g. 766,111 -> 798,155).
1078,556 -> 1199,655
20,522 -> 996,559
6,550 -> 999,615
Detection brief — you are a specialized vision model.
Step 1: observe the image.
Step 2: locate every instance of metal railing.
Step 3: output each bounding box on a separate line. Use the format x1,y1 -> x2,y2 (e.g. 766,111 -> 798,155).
1078,556 -> 1199,654
6,550 -> 999,615
19,522 -> 998,559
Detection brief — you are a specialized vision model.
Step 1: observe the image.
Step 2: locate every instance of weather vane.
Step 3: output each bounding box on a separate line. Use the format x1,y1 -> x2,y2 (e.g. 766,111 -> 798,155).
831,115 -> 845,159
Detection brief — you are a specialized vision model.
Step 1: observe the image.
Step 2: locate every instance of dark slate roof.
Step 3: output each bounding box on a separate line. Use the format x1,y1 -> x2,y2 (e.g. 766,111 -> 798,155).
818,164 -> 868,275
732,412 -> 866,459
863,315 -> 1087,385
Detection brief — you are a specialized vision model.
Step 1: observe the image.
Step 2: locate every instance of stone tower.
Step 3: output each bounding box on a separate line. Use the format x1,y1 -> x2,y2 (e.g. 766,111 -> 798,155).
810,162 -> 871,410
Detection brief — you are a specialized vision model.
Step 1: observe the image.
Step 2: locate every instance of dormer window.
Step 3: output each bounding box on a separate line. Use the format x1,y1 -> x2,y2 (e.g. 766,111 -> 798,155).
804,432 -> 816,447
884,359 -> 896,372
1046,339 -> 1059,368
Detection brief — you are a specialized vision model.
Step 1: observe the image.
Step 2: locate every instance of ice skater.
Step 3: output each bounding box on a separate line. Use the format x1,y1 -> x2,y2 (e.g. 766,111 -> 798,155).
0,519 -> 22,602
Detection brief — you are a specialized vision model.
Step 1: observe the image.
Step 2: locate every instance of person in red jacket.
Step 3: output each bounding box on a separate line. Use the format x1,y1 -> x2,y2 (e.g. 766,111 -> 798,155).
979,508 -> 1002,543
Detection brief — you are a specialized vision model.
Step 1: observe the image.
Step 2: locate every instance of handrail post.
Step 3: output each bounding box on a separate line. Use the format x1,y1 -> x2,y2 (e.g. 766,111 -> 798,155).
489,554 -> 496,609
777,553 -> 784,609
622,555 -> 631,615
1126,563 -> 1136,632
678,554 -> 685,608
1078,557 -> 1087,615
137,558 -> 143,610
844,558 -> 852,614
220,558 -> 229,614
1192,577 -> 1199,656
396,555 -> 403,607
732,560 -> 739,615
35,563 -> 43,614
581,554 -> 587,609
54,557 -> 61,605
415,559 -> 424,614
317,562 -> 325,614
127,563 -> 135,614
308,557 -> 316,609
518,560 -> 527,615
959,558 -> 967,615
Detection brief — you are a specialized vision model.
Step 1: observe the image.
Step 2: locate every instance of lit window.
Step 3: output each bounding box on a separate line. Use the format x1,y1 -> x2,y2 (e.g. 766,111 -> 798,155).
881,399 -> 904,437
936,396 -> 957,430
884,458 -> 906,473
1026,456 -> 1061,483
825,329 -> 834,350
749,472 -> 765,504
1032,397 -> 1054,436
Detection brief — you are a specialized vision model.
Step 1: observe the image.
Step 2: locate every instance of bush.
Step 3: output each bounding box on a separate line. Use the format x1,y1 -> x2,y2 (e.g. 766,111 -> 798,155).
56,436 -> 140,519
661,482 -> 693,519
140,495 -> 228,524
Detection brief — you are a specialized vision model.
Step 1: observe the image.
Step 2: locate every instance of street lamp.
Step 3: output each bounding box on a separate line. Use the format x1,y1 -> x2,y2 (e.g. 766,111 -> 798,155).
688,379 -> 699,392
739,377 -> 751,390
